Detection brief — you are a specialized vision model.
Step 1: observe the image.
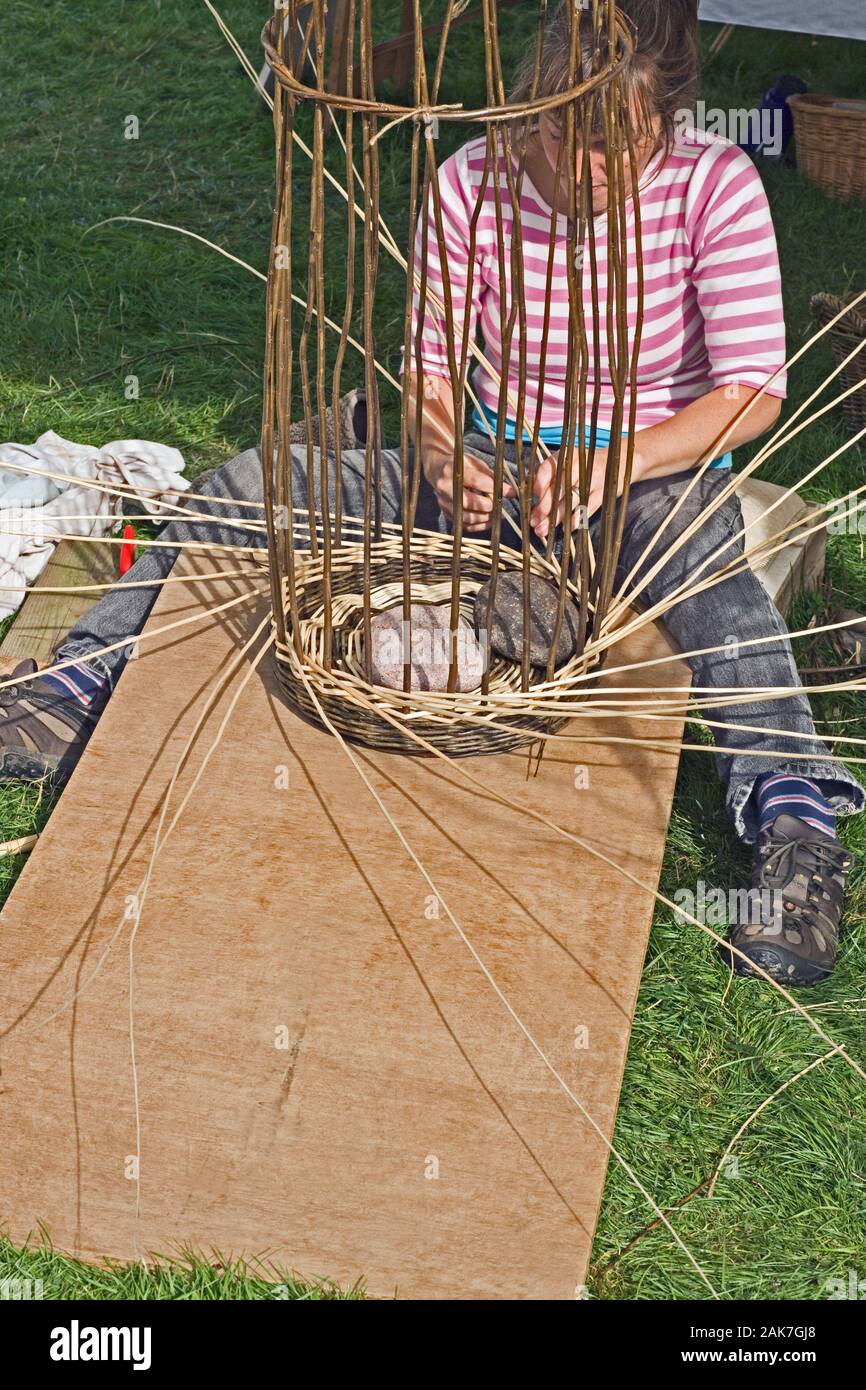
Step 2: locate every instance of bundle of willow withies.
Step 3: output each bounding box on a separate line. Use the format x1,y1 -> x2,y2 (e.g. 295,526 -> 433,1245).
260,0 -> 644,755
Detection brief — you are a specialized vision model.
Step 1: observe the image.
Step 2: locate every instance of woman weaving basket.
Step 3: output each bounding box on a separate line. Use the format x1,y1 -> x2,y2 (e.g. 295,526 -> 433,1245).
1,0 -> 861,985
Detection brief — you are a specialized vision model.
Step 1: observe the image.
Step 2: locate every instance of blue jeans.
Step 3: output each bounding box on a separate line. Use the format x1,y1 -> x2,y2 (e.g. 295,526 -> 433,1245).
56,441 -> 864,842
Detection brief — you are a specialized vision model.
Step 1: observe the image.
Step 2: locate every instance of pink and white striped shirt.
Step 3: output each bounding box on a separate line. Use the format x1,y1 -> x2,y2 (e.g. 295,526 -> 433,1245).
409,130 -> 788,435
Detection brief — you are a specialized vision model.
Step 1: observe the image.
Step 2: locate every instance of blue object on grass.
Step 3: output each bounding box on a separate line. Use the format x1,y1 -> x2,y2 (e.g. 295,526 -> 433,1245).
739,75 -> 807,159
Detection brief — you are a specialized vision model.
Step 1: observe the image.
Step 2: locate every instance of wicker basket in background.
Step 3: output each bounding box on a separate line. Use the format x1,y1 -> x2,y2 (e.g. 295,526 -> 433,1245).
811,293 -> 866,437
788,94 -> 866,202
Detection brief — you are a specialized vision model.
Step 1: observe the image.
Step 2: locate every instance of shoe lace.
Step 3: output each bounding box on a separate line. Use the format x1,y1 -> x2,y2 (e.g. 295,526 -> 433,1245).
0,662 -> 36,708
761,835 -> 846,879
758,835 -> 850,933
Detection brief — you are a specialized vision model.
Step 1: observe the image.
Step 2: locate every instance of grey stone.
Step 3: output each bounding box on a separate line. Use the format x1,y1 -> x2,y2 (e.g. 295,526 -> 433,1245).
474,571 -> 580,668
367,603 -> 485,692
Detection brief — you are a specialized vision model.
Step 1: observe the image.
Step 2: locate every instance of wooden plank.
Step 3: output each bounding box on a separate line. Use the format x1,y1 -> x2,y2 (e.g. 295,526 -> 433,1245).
0,551 -> 689,1300
0,539 -> 117,666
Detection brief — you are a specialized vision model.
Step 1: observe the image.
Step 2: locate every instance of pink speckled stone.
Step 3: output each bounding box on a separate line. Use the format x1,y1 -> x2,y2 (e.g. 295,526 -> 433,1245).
367,604 -> 485,692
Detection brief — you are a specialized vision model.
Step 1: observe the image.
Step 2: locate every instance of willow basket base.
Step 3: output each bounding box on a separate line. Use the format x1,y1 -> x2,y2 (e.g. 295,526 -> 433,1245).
273,669 -> 571,758
270,534 -> 595,758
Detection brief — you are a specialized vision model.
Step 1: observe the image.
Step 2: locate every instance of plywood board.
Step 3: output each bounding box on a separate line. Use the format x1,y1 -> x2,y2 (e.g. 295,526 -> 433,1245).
0,552 -> 689,1300
0,539 -> 118,666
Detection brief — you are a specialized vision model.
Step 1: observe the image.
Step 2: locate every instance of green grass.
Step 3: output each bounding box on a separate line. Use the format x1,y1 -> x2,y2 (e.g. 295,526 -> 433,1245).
1,2 -> 864,1300
0,1237 -> 364,1300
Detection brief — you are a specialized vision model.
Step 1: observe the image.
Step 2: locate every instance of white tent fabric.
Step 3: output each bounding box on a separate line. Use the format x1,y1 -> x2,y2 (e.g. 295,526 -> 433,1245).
699,1 -> 866,42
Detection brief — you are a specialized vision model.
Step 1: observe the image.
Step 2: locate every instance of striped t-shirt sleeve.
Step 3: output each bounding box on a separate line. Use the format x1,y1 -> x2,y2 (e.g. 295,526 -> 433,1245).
408,148 -> 484,381
686,142 -> 788,399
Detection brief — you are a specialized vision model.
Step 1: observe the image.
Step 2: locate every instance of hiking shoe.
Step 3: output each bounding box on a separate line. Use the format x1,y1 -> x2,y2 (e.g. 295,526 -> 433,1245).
0,659 -> 105,783
724,814 -> 851,986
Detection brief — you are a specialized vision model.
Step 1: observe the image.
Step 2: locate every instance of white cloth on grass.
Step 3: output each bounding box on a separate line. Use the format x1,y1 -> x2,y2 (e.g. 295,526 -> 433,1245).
0,430 -> 189,620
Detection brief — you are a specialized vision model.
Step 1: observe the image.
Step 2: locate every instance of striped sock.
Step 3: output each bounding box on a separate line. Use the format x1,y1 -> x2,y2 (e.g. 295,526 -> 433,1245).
40,660 -> 108,709
755,773 -> 836,838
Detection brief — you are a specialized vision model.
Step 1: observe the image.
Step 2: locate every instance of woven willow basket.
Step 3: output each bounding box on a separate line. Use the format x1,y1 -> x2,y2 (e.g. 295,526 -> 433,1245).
789,94 -> 866,202
272,534 -> 594,757
811,293 -> 866,437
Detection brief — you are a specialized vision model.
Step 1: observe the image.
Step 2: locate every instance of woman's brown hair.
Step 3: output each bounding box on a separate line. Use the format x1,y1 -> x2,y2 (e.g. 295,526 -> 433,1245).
510,1 -> 700,155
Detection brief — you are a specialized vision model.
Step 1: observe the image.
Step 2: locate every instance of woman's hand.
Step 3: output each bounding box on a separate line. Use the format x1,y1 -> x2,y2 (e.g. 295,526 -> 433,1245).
423,448 -> 517,532
530,445 -> 622,538
408,372 -> 517,531
530,442 -> 656,537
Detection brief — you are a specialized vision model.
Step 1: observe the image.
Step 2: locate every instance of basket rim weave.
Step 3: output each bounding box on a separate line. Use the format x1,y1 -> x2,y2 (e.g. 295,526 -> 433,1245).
261,13 -> 633,126
788,93 -> 866,120
810,292 -> 866,340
